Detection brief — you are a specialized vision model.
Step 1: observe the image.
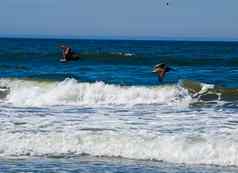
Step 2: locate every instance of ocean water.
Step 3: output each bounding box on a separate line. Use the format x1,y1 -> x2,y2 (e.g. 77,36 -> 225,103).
0,38 -> 238,172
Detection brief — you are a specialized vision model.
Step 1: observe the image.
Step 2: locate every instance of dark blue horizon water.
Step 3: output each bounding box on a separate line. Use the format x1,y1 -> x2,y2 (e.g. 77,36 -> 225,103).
1,38 -> 238,173
1,38 -> 238,87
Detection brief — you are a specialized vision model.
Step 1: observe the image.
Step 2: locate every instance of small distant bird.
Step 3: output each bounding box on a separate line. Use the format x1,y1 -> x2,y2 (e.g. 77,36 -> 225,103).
152,63 -> 173,82
166,2 -> 169,6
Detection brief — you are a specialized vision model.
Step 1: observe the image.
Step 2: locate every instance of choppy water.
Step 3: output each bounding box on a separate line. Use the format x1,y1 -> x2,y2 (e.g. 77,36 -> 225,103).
1,38 -> 238,172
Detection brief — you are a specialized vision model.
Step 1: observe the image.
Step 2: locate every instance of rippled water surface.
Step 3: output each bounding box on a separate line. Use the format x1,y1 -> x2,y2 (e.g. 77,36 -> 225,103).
0,38 -> 238,172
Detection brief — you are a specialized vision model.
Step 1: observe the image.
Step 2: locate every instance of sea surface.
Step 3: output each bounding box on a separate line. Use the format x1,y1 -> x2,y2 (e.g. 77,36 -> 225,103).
0,38 -> 238,172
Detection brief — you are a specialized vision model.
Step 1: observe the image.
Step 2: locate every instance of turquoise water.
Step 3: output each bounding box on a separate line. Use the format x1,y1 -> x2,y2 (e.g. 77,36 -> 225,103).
0,38 -> 238,172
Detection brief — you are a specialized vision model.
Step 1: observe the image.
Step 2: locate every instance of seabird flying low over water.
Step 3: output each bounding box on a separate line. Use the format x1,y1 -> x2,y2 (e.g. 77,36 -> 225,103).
153,63 -> 173,82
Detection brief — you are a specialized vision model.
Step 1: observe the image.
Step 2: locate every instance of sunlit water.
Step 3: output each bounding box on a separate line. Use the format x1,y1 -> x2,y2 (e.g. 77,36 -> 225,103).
0,38 -> 238,172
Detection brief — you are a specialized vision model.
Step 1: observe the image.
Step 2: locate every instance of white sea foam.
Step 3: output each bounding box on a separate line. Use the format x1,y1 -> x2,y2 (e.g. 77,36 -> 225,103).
124,53 -> 135,56
1,78 -> 237,167
1,131 -> 238,166
198,83 -> 215,95
0,78 -> 192,107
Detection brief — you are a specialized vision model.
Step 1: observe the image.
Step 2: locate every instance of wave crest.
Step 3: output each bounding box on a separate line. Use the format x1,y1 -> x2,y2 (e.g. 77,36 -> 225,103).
180,80 -> 238,101
0,78 -> 191,107
1,132 -> 238,166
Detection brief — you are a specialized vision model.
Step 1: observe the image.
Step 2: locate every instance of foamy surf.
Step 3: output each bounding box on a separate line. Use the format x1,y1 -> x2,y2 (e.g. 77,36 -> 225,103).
1,131 -> 238,166
1,77 -> 238,167
0,78 -> 192,107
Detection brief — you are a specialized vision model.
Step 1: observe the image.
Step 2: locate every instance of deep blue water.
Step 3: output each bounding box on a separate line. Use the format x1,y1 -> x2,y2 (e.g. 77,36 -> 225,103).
1,38 -> 238,86
1,38 -> 238,172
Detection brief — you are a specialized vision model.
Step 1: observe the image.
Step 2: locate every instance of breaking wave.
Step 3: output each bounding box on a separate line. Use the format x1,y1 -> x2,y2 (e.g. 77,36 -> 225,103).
180,80 -> 238,101
1,77 -> 238,107
0,78 -> 191,107
1,78 -> 238,167
1,131 -> 238,166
